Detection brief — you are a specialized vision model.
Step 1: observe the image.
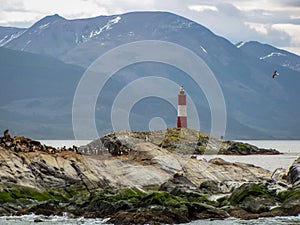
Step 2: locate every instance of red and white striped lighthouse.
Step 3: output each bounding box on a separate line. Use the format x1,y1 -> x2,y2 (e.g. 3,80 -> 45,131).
177,86 -> 187,128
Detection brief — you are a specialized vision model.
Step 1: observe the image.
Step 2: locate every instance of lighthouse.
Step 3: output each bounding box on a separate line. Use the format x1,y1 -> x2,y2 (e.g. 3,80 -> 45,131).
177,86 -> 187,128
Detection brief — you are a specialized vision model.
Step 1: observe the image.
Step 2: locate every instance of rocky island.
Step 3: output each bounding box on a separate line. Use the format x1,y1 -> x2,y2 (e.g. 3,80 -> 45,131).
0,128 -> 299,224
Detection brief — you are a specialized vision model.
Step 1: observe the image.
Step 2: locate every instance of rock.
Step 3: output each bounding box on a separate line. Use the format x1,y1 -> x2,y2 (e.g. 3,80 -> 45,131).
186,202 -> 229,219
0,129 -> 290,223
280,194 -> 300,216
239,195 -> 275,213
209,157 -> 232,165
287,157 -> 300,189
199,180 -> 221,194
221,141 -> 281,155
159,176 -> 197,194
108,209 -> 189,225
228,208 -> 260,220
276,188 -> 300,216
18,200 -> 61,216
228,183 -> 277,214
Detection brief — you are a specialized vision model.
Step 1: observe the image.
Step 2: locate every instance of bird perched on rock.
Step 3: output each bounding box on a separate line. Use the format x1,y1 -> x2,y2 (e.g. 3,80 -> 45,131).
4,129 -> 11,140
272,70 -> 279,79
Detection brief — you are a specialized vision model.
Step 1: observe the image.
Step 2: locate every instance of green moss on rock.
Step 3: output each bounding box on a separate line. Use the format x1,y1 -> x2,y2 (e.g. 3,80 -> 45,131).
141,191 -> 185,207
0,191 -> 15,203
277,189 -> 300,202
0,186 -> 52,203
229,183 -> 274,205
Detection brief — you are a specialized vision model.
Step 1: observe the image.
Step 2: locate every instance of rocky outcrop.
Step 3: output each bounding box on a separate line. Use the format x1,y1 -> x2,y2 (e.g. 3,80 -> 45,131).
84,129 -> 281,155
287,157 -> 300,189
0,129 -> 296,224
220,141 -> 281,155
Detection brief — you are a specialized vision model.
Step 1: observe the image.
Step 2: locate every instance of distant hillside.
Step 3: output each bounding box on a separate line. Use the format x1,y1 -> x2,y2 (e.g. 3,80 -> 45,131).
0,47 -> 84,138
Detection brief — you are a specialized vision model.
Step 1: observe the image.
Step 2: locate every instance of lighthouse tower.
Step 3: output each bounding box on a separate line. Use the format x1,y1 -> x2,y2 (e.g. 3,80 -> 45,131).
177,86 -> 187,128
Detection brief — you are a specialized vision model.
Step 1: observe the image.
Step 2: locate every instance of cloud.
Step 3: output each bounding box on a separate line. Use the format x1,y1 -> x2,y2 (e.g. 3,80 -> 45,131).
275,0 -> 300,7
245,22 -> 268,35
188,5 -> 218,12
272,24 -> 300,46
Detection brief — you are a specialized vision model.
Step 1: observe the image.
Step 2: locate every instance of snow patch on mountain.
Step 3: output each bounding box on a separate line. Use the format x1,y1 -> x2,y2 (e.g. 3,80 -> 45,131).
259,52 -> 286,60
200,45 -> 207,53
236,41 -> 246,48
0,30 -> 26,47
38,23 -> 50,30
88,16 -> 121,40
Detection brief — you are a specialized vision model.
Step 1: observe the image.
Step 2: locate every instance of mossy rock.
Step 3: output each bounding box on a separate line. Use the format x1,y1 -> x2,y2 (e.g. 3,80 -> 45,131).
276,189 -> 300,216
228,183 -> 275,205
89,188 -> 146,208
0,184 -> 78,203
0,186 -> 53,203
11,186 -> 52,201
0,191 -> 15,203
216,195 -> 229,207
119,188 -> 146,198
184,194 -> 212,205
240,195 -> 275,213
141,191 -> 185,207
158,128 -> 209,152
276,189 -> 300,202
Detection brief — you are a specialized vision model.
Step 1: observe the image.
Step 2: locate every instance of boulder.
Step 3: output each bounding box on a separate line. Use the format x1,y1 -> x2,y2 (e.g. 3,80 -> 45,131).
108,208 -> 189,225
222,141 -> 280,155
186,202 -> 229,219
228,183 -> 276,213
280,194 -> 300,216
287,157 -> 300,189
159,175 -> 197,194
199,180 -> 221,194
276,188 -> 300,216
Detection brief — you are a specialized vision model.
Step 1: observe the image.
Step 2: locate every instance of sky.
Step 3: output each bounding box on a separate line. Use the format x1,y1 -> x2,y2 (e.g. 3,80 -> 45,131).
1,0 -> 300,55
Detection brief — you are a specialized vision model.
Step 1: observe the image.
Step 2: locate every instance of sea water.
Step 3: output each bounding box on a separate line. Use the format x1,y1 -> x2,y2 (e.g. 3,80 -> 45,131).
200,140 -> 300,171
0,214 -> 299,225
0,214 -> 111,225
1,140 -> 299,224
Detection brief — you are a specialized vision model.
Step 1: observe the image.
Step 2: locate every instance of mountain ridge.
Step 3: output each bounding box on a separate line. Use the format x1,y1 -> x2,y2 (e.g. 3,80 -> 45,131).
1,11 -> 300,139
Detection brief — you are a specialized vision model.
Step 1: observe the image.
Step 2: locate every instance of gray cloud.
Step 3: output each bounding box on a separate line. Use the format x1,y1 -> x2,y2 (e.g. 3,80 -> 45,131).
276,0 -> 300,7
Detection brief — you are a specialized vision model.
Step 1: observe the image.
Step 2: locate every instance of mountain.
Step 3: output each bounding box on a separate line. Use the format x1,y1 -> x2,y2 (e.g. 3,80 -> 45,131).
1,11 -> 300,139
0,26 -> 26,47
0,47 -> 84,138
1,12 -> 249,68
236,41 -> 300,72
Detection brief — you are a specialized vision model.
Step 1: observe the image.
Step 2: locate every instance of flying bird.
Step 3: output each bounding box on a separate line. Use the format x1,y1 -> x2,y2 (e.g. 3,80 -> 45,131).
272,70 -> 279,79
